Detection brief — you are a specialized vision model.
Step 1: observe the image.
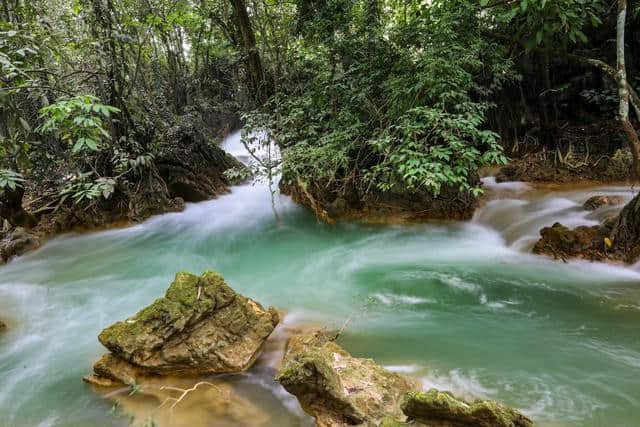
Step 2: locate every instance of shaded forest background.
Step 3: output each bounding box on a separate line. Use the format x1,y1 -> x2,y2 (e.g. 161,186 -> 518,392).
1,0 -> 639,241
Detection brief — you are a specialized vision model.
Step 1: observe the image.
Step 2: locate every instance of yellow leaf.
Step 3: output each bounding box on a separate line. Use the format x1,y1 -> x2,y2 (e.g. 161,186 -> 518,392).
604,237 -> 612,248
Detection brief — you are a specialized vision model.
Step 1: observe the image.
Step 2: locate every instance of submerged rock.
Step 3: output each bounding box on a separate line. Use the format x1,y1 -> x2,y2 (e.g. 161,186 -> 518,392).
87,271 -> 279,384
94,375 -> 271,427
401,390 -> 533,427
583,195 -> 624,211
0,319 -> 6,332
275,331 -> 416,426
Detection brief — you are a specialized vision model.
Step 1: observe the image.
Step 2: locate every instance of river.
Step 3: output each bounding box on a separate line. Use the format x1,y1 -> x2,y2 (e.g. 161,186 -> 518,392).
0,131 -> 639,426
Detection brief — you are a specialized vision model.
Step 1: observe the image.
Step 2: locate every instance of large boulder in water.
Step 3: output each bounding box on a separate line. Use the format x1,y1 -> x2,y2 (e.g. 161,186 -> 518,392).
400,390 -> 533,427
532,222 -> 605,261
276,331 -> 533,427
87,271 -> 279,384
275,331 -> 417,426
533,193 -> 640,264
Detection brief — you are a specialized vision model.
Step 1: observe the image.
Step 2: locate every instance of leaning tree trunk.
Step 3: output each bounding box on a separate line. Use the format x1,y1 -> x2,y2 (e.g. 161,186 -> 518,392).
616,0 -> 640,179
228,0 -> 268,104
609,192 -> 640,262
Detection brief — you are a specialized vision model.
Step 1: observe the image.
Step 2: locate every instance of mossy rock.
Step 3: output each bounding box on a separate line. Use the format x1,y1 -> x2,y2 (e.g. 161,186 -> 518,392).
275,331 -> 416,426
93,271 -> 279,381
532,222 -> 606,262
401,390 -> 533,427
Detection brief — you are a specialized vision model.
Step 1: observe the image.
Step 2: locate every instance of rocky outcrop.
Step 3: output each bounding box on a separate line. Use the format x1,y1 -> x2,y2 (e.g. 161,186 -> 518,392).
0,227 -> 40,263
276,331 -> 533,427
532,222 -> 606,262
1,125 -> 243,263
401,390 -> 533,427
85,271 -> 279,385
275,330 -> 416,426
281,178 -> 478,224
533,193 -> 640,264
583,195 -> 624,211
157,125 -> 245,202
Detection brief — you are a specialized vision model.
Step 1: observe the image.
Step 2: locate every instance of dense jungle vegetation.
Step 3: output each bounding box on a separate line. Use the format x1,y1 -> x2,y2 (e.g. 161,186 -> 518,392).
1,0 -> 639,229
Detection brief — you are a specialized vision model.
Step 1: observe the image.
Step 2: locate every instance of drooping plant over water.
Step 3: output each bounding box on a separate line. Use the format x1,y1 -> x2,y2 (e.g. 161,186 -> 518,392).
246,0 -> 517,198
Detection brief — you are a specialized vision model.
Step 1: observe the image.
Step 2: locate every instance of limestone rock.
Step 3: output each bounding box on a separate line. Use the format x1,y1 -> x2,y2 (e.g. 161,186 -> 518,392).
583,195 -> 624,211
401,390 -> 533,427
275,331 -> 416,426
92,271 -> 279,382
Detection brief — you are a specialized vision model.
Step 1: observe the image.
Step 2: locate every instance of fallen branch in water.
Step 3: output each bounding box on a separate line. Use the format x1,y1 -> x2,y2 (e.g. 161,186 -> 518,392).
158,381 -> 218,411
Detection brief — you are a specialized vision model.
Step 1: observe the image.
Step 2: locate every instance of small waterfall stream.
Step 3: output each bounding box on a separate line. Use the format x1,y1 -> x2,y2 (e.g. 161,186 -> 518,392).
0,132 -> 639,426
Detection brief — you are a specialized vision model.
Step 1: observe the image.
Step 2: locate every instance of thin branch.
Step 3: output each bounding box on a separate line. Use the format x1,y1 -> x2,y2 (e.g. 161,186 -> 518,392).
157,381 -> 218,411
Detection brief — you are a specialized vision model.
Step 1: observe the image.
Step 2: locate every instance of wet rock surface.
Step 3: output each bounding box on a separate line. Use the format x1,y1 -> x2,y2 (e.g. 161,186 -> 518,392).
92,375 -> 272,427
275,330 -> 417,426
532,222 -> 606,262
533,193 -> 640,264
86,271 -> 279,385
275,331 -> 533,427
401,390 -> 533,427
583,195 -> 625,211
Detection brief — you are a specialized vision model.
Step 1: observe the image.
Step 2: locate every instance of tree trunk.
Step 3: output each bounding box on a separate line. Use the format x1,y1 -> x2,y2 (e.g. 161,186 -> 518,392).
616,0 -> 640,179
0,186 -> 37,229
228,0 -> 268,104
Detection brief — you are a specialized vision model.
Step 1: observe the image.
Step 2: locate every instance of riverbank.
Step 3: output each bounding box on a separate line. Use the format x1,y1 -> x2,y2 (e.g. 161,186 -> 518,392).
1,125 -> 244,264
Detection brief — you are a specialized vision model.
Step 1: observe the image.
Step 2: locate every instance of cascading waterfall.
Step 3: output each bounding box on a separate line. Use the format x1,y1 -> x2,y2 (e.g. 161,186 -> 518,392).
0,132 -> 639,426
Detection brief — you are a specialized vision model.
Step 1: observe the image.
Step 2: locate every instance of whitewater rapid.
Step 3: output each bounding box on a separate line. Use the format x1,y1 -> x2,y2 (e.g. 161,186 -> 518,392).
0,131 -> 639,427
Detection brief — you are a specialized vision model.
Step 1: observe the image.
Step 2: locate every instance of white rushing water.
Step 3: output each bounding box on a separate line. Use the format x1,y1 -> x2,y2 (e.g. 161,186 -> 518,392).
1,133 -> 639,427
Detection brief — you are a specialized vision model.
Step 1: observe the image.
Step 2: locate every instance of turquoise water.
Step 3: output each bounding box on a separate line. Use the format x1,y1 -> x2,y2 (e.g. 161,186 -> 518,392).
1,134 -> 639,426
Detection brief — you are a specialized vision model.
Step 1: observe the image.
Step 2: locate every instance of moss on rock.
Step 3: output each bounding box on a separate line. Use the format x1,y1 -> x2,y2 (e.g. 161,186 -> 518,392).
532,222 -> 606,262
401,390 -> 533,427
275,331 -> 416,426
90,270 -> 279,384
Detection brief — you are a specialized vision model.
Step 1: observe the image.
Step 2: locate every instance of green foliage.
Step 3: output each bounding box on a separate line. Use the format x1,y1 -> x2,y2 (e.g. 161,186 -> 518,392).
0,169 -> 24,191
580,88 -> 618,113
37,95 -> 120,154
61,172 -> 116,202
248,0 -> 514,197
484,0 -> 605,50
